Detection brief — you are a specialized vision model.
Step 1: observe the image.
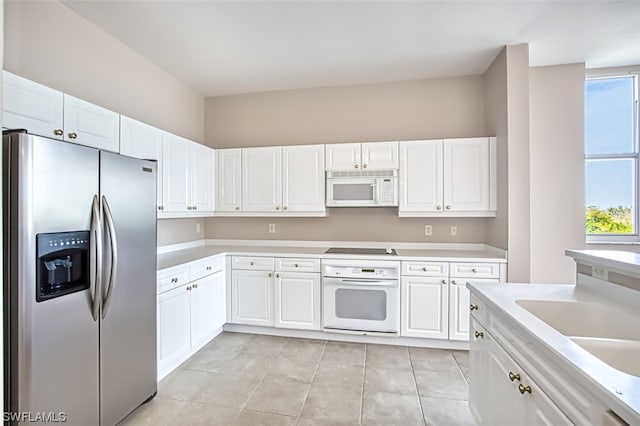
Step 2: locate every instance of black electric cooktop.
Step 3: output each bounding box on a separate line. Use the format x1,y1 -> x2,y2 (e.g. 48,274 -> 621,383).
324,247 -> 397,256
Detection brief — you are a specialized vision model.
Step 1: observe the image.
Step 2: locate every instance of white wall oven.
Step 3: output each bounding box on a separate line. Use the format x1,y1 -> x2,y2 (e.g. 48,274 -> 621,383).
322,259 -> 400,334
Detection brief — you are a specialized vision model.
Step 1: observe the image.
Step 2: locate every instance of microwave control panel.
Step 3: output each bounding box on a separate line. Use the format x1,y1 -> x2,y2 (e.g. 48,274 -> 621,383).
378,178 -> 397,205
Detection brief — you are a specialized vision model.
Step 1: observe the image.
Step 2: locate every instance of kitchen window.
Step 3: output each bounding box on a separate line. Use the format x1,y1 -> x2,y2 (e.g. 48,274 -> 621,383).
585,72 -> 639,243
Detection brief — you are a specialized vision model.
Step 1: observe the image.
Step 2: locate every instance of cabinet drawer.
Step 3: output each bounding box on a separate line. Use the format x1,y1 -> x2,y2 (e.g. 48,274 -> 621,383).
232,256 -> 274,271
190,256 -> 225,281
275,257 -> 320,273
402,261 -> 449,277
450,263 -> 499,279
157,265 -> 190,294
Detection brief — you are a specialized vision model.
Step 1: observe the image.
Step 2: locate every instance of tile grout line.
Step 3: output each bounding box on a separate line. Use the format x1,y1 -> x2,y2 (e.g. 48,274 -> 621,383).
237,336 -> 291,415
450,349 -> 470,385
408,347 -> 428,425
295,339 -> 328,424
225,333 -> 262,425
360,343 -> 368,425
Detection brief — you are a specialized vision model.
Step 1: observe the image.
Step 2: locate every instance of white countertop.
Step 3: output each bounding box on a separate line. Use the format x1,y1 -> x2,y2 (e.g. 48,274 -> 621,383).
157,240 -> 507,271
566,249 -> 640,278
467,281 -> 640,424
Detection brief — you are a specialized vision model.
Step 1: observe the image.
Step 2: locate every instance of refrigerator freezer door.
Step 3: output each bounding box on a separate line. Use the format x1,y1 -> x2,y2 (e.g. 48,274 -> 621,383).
99,152 -> 157,426
5,133 -> 100,425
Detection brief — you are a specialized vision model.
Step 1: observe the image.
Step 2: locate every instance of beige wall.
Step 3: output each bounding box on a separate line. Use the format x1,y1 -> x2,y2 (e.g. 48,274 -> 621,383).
204,74 -> 490,242
483,48 -> 509,251
4,0 -> 204,143
206,211 -> 487,243
505,44 -> 531,282
529,64 -> 586,283
158,218 -> 205,247
205,75 -> 487,147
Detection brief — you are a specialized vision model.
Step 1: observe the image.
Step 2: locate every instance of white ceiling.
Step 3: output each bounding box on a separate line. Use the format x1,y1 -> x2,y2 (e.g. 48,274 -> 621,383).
61,1 -> 640,97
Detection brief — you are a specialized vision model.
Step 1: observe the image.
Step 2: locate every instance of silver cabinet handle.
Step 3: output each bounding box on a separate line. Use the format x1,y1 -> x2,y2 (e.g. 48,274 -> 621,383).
276,274 -> 280,278
452,280 -> 457,285
446,205 -> 451,210
436,206 -> 442,210
68,132 -> 78,139
294,263 -> 299,268
235,206 -> 240,210
53,129 -> 63,136
276,206 -> 280,210
268,273 -> 273,278
283,206 -> 287,211
441,279 -> 447,284
206,266 -> 212,271
422,267 -> 428,271
90,195 -> 102,322
101,196 -> 118,319
363,164 -> 368,169
472,268 -> 477,273
354,164 -> 359,169
250,261 -> 255,266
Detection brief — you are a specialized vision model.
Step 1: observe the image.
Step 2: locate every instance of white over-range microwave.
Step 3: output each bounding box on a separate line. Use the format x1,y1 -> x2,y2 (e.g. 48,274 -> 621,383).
326,170 -> 398,207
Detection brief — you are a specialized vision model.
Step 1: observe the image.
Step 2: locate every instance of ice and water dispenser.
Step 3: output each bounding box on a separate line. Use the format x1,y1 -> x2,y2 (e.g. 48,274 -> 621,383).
36,231 -> 90,302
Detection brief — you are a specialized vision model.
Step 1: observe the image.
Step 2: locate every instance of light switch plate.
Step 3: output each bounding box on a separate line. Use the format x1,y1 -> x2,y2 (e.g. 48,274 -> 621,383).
268,224 -> 276,233
424,225 -> 432,236
450,225 -> 458,236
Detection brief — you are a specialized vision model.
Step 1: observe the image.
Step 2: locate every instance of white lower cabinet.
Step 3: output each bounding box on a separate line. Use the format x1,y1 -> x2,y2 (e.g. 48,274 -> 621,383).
401,276 -> 449,339
231,269 -> 275,327
449,277 -> 499,341
275,272 -> 321,330
157,257 -> 225,379
231,256 -> 321,330
469,318 -> 572,425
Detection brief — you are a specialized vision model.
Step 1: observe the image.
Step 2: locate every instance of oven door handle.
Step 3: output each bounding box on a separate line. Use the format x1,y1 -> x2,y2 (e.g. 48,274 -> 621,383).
323,278 -> 399,288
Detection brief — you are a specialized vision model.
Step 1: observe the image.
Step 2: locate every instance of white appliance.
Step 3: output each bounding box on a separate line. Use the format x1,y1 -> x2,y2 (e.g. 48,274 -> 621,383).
322,259 -> 400,334
326,170 -> 398,207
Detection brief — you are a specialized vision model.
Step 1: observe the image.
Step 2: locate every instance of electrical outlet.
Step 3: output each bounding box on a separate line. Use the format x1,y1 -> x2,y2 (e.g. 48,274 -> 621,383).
196,222 -> 201,233
450,225 -> 458,236
268,224 -> 276,233
424,225 -> 433,236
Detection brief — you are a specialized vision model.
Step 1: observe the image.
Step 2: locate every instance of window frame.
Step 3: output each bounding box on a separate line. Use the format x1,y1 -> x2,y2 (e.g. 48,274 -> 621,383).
585,70 -> 640,244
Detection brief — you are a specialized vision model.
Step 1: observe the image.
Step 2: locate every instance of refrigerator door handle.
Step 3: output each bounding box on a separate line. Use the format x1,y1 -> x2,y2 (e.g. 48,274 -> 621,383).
102,195 -> 118,319
90,195 -> 102,321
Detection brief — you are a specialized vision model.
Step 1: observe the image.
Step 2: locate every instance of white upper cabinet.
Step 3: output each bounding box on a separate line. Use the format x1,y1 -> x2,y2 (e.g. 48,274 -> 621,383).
217,149 -> 242,212
2,71 -> 64,139
162,133 -> 191,212
326,141 -> 398,171
2,71 -> 119,152
325,143 -> 361,171
242,146 -> 282,212
361,141 -> 399,169
120,116 -> 163,212
399,140 -> 443,213
239,145 -> 325,215
443,138 -> 490,212
399,137 -> 496,217
63,94 -> 120,152
190,141 -> 215,212
282,145 -> 325,213
162,132 -> 214,215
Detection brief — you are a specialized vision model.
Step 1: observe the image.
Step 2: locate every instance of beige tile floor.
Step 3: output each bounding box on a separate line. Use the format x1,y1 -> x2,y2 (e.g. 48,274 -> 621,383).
119,332 -> 476,426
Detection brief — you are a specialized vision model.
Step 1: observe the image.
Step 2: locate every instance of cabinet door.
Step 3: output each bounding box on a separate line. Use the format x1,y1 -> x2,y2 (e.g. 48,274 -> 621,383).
190,142 -> 215,212
63,94 -> 120,152
217,149 -> 242,212
400,276 -> 448,339
120,116 -> 164,212
443,138 -> 490,212
275,272 -> 321,330
2,71 -> 64,139
231,270 -> 274,326
157,285 -> 191,378
212,271 -> 227,329
450,278 -> 500,342
325,143 -> 361,171
399,140 -> 443,213
362,141 -> 398,170
190,274 -> 219,349
162,132 -> 190,212
469,318 -> 490,425
282,145 -> 325,213
242,146 -> 282,212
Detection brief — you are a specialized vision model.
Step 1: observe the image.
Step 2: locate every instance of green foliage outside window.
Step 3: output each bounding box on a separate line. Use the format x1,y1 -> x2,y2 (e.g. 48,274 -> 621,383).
586,206 -> 632,234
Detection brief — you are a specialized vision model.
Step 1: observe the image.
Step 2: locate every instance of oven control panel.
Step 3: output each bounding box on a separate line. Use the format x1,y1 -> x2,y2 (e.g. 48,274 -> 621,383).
322,260 -> 400,279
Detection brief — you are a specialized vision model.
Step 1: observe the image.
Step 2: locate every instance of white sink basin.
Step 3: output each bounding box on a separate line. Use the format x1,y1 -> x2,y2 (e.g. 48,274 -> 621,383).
515,299 -> 640,341
570,337 -> 640,377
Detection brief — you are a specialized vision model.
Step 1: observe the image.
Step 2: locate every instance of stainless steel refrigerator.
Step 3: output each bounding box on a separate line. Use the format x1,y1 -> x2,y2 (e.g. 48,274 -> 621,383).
3,130 -> 157,425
